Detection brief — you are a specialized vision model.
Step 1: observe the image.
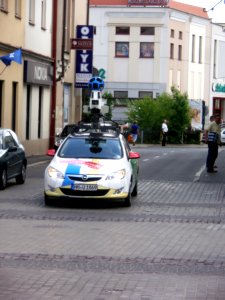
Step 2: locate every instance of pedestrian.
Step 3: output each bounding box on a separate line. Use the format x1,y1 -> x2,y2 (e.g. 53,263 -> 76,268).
161,119 -> 168,146
130,121 -> 139,146
205,114 -> 221,173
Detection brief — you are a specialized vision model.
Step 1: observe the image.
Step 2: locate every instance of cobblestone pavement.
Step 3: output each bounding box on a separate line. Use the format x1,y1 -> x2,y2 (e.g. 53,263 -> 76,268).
0,149 -> 225,299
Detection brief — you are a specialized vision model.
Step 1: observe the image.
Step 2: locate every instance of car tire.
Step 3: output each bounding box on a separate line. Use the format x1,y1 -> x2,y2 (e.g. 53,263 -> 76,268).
124,183 -> 132,207
16,164 -> 26,184
44,193 -> 52,206
131,180 -> 138,196
0,168 -> 7,190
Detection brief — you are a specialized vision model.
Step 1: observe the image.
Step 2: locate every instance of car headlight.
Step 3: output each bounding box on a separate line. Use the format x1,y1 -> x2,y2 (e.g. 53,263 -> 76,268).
106,169 -> 126,180
47,166 -> 64,179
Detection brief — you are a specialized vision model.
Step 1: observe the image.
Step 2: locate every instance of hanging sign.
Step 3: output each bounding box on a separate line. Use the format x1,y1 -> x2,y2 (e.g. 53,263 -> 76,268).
75,25 -> 94,88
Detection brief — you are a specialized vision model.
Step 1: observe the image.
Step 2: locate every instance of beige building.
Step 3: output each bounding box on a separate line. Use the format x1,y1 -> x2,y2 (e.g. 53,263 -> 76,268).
0,0 -> 89,155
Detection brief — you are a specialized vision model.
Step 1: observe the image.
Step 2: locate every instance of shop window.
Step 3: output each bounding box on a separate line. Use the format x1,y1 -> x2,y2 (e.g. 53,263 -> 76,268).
140,42 -> 154,58
115,42 -> 129,57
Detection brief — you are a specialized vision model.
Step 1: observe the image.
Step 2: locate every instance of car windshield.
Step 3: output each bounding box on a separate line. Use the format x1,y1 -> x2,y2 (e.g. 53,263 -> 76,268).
58,137 -> 123,159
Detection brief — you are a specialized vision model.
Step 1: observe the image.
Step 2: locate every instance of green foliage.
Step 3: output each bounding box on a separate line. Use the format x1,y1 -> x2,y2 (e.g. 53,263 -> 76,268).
102,92 -> 114,120
126,87 -> 192,144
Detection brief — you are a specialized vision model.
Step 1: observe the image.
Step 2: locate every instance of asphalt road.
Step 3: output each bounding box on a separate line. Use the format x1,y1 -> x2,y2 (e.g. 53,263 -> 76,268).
0,145 -> 225,300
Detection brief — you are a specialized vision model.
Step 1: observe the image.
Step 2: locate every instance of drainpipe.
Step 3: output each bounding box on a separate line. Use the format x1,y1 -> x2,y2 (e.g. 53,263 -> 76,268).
49,0 -> 58,148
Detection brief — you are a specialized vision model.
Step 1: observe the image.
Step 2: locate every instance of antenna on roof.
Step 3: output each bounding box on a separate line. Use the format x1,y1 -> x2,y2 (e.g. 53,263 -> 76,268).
203,0 -> 222,13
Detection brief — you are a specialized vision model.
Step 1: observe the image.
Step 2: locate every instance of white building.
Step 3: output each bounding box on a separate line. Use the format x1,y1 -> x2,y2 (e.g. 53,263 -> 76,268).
210,23 -> 225,122
89,0 -> 217,127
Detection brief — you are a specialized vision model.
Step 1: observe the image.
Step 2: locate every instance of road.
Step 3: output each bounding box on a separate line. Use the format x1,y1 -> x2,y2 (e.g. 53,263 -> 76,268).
0,145 -> 225,300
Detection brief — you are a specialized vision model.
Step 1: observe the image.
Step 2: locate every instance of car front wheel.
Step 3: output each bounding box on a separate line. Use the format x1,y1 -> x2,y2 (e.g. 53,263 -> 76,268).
124,183 -> 132,207
0,168 -> 7,190
16,164 -> 26,184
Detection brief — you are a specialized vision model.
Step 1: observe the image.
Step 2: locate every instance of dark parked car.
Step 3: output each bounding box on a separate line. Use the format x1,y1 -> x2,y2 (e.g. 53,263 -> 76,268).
0,128 -> 27,190
54,124 -> 78,150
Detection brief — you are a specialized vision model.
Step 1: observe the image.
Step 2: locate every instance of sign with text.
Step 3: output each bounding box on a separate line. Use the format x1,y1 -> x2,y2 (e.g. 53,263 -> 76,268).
128,0 -> 169,5
71,38 -> 93,50
75,25 -> 94,88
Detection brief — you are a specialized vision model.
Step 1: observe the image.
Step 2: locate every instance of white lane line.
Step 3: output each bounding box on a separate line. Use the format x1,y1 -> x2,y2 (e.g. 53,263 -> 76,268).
193,165 -> 205,182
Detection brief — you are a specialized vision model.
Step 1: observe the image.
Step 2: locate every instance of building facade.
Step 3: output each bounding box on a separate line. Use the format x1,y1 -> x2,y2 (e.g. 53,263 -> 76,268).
0,0 -> 89,155
89,0 -> 225,127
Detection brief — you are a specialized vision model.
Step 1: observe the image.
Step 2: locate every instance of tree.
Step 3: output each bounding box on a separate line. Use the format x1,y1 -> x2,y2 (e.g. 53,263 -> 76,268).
126,88 -> 192,144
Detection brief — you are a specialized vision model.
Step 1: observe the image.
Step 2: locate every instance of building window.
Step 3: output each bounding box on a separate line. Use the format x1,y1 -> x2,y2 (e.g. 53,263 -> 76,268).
179,31 -> 182,39
140,42 -> 154,58
170,29 -> 174,38
213,40 -> 217,79
115,42 -> 129,57
170,43 -> 174,59
178,45 -> 182,61
29,0 -> 35,25
140,27 -> 155,35
41,0 -> 46,29
26,85 -> 31,140
198,36 -> 202,64
38,87 -> 43,138
139,91 -> 153,98
116,26 -> 130,35
114,91 -> 128,98
12,82 -> 17,131
15,0 -> 21,18
0,0 -> 8,12
0,81 -> 3,126
192,34 -> 195,62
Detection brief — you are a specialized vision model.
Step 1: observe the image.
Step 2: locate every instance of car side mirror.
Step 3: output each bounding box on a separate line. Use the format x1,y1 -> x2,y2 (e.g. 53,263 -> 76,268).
47,149 -> 56,156
129,151 -> 140,159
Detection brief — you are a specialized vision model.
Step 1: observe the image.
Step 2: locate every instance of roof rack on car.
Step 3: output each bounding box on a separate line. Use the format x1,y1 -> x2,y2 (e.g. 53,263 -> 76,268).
73,119 -> 120,136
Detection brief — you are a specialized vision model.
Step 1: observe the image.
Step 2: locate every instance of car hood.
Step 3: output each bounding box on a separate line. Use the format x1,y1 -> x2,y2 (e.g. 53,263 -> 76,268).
50,156 -> 125,175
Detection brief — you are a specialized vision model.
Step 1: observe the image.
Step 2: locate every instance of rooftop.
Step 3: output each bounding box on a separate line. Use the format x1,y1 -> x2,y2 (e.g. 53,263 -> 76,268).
89,0 -> 209,19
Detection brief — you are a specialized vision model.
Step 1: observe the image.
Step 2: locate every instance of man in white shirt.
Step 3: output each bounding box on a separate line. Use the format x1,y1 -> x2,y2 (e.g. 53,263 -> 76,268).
161,120 -> 168,146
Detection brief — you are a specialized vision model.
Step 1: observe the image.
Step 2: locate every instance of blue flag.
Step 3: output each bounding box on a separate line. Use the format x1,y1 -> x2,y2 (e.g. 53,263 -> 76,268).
0,48 -> 22,66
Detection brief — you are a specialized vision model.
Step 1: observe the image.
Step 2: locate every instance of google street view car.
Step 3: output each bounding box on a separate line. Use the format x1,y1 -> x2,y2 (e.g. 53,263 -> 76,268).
44,124 -> 140,207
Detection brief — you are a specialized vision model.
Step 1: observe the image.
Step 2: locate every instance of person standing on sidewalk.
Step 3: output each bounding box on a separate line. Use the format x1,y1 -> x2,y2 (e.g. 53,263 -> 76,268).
130,121 -> 139,146
205,114 -> 221,173
161,120 -> 168,146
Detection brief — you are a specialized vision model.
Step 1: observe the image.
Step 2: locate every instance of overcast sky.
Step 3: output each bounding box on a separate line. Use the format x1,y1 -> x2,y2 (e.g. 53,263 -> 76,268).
176,0 -> 225,23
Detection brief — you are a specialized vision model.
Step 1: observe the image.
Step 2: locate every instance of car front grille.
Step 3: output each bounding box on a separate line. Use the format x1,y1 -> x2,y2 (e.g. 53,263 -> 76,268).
68,175 -> 102,182
60,188 -> 109,197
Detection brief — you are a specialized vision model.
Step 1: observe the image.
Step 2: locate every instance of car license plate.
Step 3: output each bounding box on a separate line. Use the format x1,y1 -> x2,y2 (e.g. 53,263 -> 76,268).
73,184 -> 97,191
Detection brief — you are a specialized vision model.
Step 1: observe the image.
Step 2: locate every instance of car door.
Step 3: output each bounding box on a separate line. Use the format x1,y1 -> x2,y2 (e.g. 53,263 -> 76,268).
3,130 -> 21,178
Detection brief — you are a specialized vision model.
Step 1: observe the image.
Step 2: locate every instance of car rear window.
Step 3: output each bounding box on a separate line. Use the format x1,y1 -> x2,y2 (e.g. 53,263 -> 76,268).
58,137 -> 123,159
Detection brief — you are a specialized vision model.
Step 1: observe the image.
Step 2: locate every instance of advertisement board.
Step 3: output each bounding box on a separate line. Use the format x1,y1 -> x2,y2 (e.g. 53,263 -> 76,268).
75,25 -> 94,88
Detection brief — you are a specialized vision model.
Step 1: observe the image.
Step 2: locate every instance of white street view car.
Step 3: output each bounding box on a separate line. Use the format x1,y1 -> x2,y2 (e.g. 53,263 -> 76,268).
44,129 -> 140,207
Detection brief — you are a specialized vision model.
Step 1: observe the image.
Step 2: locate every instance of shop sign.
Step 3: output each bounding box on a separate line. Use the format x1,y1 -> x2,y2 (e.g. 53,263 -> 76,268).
75,25 -> 94,88
24,60 -> 53,86
212,82 -> 225,93
128,0 -> 169,5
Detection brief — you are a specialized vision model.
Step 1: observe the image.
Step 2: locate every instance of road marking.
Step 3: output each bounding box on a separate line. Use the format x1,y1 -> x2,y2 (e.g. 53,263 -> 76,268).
193,165 -> 205,182
143,159 -> 149,162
